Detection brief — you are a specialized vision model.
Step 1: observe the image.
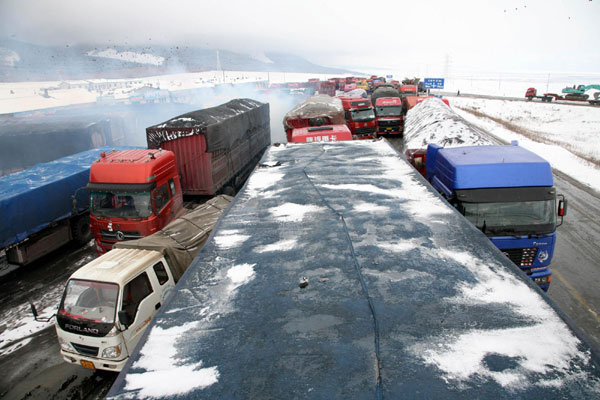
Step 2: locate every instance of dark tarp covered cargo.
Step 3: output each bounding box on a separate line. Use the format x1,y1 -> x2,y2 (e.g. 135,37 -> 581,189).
0,115 -> 125,176
114,195 -> 232,282
146,99 -> 270,153
371,86 -> 401,108
108,141 -> 600,399
0,146 -> 138,249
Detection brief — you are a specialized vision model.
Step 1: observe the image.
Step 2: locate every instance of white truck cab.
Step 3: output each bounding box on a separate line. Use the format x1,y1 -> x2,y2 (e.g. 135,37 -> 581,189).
55,248 -> 175,371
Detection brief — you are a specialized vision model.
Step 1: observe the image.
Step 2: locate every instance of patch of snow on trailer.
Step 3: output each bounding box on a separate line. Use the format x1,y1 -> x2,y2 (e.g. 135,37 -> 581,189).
353,201 -> 390,214
227,264 -> 255,289
270,203 -> 325,222
254,239 -> 298,253
213,229 -> 250,249
124,322 -> 219,398
244,167 -> 285,198
411,247 -> 592,390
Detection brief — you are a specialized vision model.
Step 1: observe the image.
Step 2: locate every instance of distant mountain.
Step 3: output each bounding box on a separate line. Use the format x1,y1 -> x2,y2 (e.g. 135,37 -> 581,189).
0,39 -> 350,81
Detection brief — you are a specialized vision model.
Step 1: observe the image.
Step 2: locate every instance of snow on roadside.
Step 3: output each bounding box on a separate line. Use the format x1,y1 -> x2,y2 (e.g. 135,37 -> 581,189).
450,96 -> 600,163
452,104 -> 600,190
404,97 -> 600,191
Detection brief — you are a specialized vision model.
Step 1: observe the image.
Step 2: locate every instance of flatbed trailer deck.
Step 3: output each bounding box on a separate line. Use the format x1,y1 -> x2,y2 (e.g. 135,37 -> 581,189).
108,140 -> 600,399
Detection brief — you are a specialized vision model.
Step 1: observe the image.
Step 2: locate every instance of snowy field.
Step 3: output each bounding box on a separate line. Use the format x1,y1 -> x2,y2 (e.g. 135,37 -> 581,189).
404,97 -> 600,191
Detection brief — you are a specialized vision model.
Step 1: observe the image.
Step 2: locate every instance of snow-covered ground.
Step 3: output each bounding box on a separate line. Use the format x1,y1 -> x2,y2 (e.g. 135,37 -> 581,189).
404,97 -> 600,191
451,96 -> 600,163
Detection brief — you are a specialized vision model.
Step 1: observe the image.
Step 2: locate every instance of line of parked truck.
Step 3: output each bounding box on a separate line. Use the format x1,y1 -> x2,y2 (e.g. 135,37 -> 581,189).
8,75 -> 574,382
282,77 -> 439,143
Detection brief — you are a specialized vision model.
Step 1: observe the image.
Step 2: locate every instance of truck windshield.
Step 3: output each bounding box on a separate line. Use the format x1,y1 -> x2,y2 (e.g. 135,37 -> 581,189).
59,280 -> 118,324
350,108 -> 375,122
458,200 -> 556,236
375,106 -> 402,117
90,191 -> 153,219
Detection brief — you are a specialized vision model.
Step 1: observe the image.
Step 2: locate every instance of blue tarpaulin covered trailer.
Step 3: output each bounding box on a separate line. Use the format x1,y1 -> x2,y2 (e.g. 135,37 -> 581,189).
0,146 -> 139,249
108,140 -> 600,399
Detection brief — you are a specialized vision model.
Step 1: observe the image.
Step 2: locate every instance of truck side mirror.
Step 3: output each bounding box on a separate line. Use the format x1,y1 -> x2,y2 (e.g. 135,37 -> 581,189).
557,195 -> 567,227
118,310 -> 132,328
30,301 -> 55,322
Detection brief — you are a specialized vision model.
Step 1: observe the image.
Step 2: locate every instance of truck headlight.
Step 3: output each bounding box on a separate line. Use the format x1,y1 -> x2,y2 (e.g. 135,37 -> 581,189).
102,345 -> 121,359
58,336 -> 74,352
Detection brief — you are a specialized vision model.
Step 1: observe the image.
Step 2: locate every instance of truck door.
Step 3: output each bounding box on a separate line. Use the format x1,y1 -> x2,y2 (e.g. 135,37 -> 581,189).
120,271 -> 161,355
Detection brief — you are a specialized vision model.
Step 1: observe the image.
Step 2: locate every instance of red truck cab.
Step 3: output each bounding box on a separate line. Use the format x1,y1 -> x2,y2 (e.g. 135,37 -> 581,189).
400,85 -> 418,98
290,125 -> 352,143
339,97 -> 376,139
374,97 -> 403,136
87,149 -> 184,254
317,81 -> 336,96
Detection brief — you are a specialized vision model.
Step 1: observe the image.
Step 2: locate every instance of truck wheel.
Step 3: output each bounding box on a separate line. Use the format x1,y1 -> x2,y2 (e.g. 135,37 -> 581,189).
222,186 -> 235,196
71,215 -> 92,245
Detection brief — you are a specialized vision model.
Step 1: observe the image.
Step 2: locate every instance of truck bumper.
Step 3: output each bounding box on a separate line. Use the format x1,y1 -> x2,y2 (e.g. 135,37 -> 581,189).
60,349 -> 128,372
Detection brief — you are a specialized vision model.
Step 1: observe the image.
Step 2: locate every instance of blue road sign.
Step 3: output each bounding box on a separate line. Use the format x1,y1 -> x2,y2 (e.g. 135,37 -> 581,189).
386,74 -> 393,79
424,78 -> 445,89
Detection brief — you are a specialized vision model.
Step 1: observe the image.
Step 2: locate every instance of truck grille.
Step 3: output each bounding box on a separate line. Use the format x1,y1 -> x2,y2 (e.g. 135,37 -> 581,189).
71,343 -> 99,357
501,247 -> 538,270
378,120 -> 400,128
99,230 -> 142,242
354,126 -> 375,136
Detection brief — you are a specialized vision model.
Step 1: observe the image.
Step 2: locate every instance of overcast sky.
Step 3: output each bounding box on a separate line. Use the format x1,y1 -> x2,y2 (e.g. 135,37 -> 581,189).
0,0 -> 598,75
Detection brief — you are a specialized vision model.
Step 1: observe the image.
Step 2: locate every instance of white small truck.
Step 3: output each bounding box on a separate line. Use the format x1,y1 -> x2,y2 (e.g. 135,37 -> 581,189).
38,195 -> 231,372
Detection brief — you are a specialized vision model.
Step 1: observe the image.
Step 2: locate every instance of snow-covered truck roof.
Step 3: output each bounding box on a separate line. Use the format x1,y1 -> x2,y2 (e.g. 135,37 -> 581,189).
146,98 -> 269,153
404,97 -> 493,149
108,140 -> 600,399
283,94 -> 346,130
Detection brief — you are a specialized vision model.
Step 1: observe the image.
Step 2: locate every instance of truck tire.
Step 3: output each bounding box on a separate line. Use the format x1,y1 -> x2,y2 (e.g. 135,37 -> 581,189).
71,215 -> 92,245
222,185 -> 235,196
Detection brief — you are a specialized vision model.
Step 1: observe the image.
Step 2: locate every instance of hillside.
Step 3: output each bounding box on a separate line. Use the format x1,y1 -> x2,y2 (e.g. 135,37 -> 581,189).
0,39 -> 350,81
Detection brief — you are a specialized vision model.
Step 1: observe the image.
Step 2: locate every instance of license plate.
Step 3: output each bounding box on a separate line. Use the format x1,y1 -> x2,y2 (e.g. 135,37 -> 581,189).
80,360 -> 95,370
386,128 -> 392,131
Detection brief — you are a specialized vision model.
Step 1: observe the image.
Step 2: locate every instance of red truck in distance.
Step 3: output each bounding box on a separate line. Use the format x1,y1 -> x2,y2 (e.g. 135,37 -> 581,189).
403,96 -> 449,114
290,125 -> 352,143
339,97 -> 376,139
317,81 -> 336,96
374,97 -> 403,136
283,95 -> 346,143
400,85 -> 418,98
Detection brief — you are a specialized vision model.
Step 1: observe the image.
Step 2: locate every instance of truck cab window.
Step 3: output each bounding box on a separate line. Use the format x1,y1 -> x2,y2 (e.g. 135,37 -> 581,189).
122,272 -> 153,323
153,262 -> 169,285
153,185 -> 170,212
169,179 -> 176,197
91,191 -> 152,218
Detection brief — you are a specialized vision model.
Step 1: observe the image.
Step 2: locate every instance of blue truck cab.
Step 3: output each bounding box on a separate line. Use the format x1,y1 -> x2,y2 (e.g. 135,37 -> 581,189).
425,142 -> 567,291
